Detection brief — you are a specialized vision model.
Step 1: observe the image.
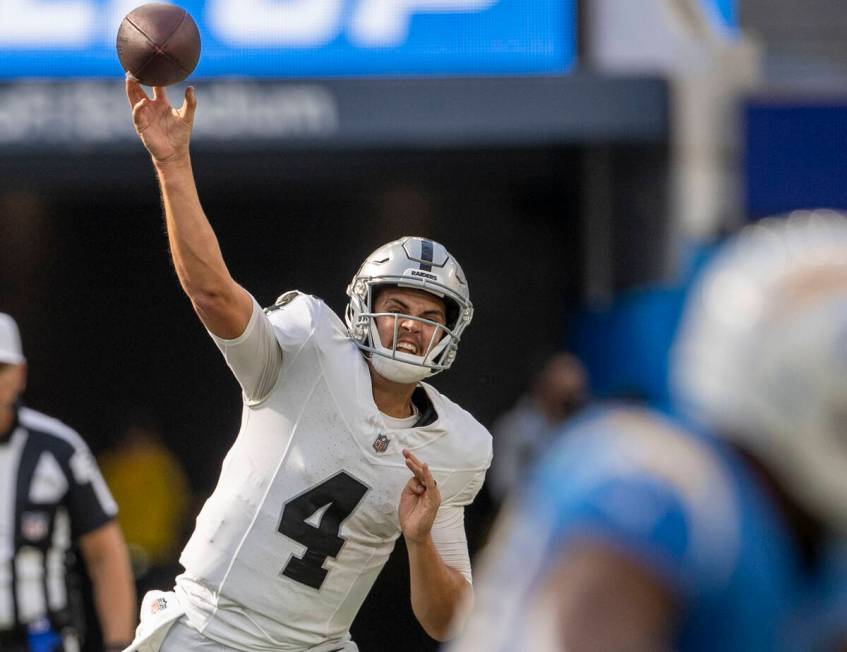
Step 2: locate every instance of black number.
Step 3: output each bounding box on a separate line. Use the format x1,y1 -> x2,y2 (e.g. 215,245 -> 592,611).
278,471 -> 369,589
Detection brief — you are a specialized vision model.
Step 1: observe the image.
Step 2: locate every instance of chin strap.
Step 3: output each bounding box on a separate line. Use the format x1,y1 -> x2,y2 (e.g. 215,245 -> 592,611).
371,352 -> 431,384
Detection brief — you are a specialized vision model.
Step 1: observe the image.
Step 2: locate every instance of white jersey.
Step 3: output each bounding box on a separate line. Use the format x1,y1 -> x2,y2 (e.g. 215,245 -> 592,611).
177,292 -> 492,651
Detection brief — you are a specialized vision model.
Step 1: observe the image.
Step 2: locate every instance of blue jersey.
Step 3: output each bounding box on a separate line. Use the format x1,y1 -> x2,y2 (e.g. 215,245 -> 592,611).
452,404 -> 847,652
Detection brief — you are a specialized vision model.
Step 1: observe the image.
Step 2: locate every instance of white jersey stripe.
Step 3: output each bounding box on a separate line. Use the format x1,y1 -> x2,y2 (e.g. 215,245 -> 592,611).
15,547 -> 44,622
47,509 -> 70,611
0,427 -> 27,628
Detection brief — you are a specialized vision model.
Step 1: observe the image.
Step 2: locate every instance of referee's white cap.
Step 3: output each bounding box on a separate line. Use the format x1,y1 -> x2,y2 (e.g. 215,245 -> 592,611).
0,313 -> 24,365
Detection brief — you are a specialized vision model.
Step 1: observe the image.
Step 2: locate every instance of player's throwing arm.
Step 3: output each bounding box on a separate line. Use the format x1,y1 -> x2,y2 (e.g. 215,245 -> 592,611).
126,80 -> 253,338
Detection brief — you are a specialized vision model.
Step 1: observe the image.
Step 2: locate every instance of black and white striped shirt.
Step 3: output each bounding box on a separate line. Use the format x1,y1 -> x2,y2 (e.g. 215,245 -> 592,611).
0,406 -> 117,634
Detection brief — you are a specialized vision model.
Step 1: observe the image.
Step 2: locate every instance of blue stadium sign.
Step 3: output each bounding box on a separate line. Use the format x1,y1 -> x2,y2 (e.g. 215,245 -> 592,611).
0,0 -> 575,79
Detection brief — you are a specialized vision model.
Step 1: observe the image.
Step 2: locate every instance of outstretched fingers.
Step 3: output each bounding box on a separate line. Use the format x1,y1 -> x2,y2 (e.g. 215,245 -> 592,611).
403,450 -> 425,494
403,449 -> 437,492
152,85 -> 169,104
125,77 -> 149,108
179,86 -> 197,124
420,463 -> 436,492
403,449 -> 423,480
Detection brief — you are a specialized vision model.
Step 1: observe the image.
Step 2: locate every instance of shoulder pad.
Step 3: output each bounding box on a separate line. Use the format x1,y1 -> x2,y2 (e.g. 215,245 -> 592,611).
264,290 -> 302,315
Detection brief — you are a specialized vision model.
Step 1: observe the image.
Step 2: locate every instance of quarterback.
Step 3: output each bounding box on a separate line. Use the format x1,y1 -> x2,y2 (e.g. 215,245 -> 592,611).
123,81 -> 491,652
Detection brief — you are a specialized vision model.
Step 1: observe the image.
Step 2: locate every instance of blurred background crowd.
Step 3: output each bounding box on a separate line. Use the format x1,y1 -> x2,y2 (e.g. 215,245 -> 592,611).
3,1 -> 847,650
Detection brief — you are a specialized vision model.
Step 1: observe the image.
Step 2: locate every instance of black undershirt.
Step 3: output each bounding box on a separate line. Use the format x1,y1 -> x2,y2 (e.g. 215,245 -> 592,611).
410,386 -> 437,428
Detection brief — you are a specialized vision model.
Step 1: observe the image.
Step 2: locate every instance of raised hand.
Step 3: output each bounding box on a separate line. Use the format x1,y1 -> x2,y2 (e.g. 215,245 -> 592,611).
399,449 -> 442,544
125,77 -> 196,164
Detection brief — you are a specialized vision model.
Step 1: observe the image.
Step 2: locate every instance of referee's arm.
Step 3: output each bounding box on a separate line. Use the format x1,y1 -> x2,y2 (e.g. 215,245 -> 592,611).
79,521 -> 136,650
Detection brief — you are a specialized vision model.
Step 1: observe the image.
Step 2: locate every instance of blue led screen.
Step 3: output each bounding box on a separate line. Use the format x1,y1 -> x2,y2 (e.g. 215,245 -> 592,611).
0,0 -> 575,79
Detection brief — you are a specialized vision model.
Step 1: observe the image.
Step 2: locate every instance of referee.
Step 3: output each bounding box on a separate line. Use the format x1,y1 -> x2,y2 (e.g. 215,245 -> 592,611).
0,313 -> 136,652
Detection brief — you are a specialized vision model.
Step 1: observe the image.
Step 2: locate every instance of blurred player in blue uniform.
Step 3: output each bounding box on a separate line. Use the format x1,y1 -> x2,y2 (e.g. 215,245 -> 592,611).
449,211 -> 847,651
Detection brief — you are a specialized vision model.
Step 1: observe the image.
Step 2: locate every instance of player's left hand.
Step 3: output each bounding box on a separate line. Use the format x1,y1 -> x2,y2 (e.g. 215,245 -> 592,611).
399,449 -> 441,544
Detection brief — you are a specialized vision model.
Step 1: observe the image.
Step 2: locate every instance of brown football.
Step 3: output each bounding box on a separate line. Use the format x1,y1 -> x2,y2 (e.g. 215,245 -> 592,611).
116,3 -> 201,87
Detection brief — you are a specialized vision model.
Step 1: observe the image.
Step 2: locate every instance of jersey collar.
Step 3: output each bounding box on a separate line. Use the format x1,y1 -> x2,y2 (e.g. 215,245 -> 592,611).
410,386 -> 437,428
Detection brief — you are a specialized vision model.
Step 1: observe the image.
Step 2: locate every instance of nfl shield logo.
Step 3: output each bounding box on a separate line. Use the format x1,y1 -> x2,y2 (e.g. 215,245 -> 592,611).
21,511 -> 49,542
372,433 -> 390,453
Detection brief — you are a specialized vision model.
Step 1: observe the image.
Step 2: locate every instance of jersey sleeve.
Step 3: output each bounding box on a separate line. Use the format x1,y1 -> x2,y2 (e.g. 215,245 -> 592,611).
431,505 -> 472,584
430,468 -> 488,584
264,290 -> 328,359
209,296 -> 283,404
63,436 -> 118,539
443,469 -> 487,508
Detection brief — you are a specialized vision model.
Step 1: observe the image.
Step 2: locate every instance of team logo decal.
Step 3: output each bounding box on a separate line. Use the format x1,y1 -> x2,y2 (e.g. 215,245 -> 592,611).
372,433 -> 390,453
409,269 -> 438,281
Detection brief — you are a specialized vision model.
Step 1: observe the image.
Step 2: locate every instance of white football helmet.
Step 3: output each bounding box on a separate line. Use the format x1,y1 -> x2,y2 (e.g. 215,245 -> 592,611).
672,210 -> 847,532
345,236 -> 473,384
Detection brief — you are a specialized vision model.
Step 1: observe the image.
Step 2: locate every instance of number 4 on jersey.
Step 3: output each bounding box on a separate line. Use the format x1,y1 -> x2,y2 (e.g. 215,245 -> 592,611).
278,472 -> 369,589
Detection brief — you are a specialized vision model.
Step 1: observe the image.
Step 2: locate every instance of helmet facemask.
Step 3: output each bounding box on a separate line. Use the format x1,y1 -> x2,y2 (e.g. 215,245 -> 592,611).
345,237 -> 473,384
347,281 -> 466,383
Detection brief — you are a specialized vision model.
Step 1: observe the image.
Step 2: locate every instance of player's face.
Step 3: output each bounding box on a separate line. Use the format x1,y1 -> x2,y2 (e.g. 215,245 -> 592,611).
373,287 -> 447,357
0,363 -> 25,410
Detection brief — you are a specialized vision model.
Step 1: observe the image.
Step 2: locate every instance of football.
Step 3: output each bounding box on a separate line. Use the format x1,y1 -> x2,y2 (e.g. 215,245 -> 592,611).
116,3 -> 201,87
